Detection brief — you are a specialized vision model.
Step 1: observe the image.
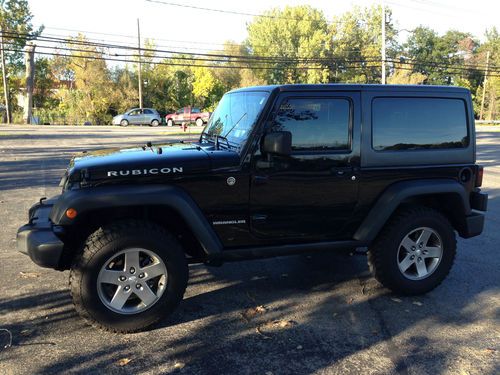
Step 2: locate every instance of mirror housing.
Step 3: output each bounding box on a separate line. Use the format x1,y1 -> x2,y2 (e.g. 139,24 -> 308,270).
262,131 -> 292,156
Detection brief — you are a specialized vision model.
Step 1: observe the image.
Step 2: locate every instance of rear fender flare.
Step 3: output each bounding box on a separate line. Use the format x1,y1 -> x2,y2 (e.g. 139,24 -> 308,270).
354,179 -> 471,243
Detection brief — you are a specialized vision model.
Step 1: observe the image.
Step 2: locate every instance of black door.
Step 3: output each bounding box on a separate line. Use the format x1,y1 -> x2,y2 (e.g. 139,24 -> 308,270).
249,92 -> 361,241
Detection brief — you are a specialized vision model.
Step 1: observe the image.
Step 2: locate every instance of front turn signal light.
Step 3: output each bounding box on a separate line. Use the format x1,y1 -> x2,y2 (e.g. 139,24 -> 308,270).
66,208 -> 78,219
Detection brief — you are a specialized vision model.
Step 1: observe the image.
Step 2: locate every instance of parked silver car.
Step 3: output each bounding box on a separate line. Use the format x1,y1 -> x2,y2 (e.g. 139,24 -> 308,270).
112,108 -> 162,126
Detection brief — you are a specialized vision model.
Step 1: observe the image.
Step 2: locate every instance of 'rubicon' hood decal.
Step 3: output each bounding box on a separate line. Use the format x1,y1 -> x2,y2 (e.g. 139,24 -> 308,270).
68,142 -> 210,183
107,167 -> 184,177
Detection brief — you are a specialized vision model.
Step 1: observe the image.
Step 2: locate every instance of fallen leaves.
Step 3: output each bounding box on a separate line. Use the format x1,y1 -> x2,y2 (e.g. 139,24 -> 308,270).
174,362 -> 185,369
258,319 -> 297,332
19,271 -> 40,279
412,301 -> 423,306
20,329 -> 35,336
116,358 -> 132,367
241,305 -> 267,322
391,297 -> 402,303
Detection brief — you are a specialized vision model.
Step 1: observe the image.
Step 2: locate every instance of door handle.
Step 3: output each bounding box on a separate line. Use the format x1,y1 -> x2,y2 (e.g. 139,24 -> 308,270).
330,167 -> 353,176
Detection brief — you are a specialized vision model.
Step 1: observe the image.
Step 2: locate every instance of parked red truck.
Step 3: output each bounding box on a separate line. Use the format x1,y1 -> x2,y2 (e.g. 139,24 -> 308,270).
165,106 -> 211,127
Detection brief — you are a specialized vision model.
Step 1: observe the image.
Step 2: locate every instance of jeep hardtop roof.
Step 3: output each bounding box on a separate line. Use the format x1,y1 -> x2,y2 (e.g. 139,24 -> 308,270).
230,84 -> 470,94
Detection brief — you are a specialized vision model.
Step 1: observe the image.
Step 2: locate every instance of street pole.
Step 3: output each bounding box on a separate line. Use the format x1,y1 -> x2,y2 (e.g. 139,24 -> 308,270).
24,42 -> 36,124
479,51 -> 490,121
137,18 -> 143,110
381,2 -> 386,84
0,26 -> 11,123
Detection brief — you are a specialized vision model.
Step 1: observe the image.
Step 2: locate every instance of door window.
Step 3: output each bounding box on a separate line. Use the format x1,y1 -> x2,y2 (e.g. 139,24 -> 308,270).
271,98 -> 351,152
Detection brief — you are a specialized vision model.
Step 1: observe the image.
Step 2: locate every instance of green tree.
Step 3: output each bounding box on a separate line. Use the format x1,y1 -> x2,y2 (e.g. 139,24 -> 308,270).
33,57 -> 59,109
57,35 -> 115,124
403,27 -> 480,85
330,5 -> 397,83
247,5 -> 331,84
387,66 -> 427,84
192,66 -> 224,110
475,27 -> 500,120
0,0 -> 42,120
0,0 -> 42,69
109,65 -> 138,114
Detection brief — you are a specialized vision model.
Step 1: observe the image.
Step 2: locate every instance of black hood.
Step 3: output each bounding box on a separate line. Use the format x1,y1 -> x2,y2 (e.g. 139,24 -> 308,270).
68,142 -> 211,184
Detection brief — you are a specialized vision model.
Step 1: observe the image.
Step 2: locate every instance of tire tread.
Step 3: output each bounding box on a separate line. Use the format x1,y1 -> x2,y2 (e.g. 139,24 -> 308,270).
368,206 -> 456,295
69,220 -> 187,333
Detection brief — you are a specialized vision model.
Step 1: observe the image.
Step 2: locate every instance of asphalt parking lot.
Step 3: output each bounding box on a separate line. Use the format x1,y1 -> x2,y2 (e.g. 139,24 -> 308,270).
0,125 -> 498,375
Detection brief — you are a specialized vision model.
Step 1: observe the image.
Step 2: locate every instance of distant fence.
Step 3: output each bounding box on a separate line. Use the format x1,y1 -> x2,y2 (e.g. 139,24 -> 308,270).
476,120 -> 500,124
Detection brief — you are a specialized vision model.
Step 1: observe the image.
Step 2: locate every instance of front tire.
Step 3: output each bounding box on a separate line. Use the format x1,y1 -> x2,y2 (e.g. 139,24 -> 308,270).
151,119 -> 160,127
70,220 -> 188,333
166,119 -> 174,127
120,119 -> 129,127
195,118 -> 204,127
368,206 -> 456,295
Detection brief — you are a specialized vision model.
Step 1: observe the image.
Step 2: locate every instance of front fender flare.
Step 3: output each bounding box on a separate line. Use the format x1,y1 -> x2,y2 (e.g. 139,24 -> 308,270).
50,185 -> 222,254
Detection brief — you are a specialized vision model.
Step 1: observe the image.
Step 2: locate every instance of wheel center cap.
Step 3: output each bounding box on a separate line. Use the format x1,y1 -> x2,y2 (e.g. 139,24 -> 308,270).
128,275 -> 137,281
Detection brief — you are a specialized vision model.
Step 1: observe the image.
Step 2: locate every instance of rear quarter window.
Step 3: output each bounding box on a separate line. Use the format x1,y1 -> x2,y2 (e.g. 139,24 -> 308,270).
372,97 -> 469,151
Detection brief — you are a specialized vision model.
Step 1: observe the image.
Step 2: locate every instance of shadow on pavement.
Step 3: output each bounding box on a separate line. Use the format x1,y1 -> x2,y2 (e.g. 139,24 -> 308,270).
1,251 -> 497,375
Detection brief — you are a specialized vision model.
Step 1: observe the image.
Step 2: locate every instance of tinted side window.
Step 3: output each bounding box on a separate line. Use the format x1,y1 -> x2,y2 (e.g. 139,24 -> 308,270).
191,108 -> 201,113
272,98 -> 350,151
372,97 -> 468,151
143,109 -> 153,114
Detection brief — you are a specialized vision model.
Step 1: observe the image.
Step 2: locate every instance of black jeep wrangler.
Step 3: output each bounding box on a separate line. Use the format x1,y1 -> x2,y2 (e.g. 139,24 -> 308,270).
17,84 -> 488,332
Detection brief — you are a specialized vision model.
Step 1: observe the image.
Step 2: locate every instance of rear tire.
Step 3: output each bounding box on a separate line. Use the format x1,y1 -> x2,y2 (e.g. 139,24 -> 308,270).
368,206 -> 456,295
167,119 -> 174,127
70,220 -> 188,333
195,118 -> 204,127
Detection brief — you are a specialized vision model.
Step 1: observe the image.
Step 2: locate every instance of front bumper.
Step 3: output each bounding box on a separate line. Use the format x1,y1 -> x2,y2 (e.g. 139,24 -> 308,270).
17,201 -> 64,269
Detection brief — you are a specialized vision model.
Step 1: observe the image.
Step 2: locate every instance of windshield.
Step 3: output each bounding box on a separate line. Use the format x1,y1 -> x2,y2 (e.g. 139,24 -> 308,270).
202,91 -> 270,151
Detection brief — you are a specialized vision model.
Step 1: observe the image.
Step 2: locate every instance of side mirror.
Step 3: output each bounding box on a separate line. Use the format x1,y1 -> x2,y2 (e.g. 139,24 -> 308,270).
262,131 -> 292,156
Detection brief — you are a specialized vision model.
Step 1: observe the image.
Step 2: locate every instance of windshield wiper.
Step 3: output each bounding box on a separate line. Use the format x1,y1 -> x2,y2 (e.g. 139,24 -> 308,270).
214,134 -> 231,150
223,112 -> 247,139
201,112 -> 247,151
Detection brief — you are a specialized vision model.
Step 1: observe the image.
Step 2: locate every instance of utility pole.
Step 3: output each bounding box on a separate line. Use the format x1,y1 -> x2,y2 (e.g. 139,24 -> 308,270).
381,2 -> 386,84
0,26 -> 11,123
479,51 -> 490,121
23,42 -> 36,124
137,18 -> 143,110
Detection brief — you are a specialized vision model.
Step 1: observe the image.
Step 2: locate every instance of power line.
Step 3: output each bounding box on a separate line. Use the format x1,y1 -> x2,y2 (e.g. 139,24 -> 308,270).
3,31 -> 499,76
4,45 -> 500,78
1,47 -> 368,72
0,31 -> 379,65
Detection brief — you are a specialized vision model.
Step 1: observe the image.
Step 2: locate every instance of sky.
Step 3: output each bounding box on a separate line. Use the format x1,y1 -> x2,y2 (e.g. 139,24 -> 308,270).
29,0 -> 500,51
